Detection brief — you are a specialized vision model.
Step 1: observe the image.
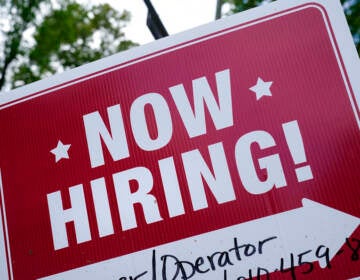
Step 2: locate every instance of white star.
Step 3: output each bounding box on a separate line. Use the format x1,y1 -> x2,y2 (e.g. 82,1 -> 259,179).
250,77 -> 273,100
50,140 -> 71,163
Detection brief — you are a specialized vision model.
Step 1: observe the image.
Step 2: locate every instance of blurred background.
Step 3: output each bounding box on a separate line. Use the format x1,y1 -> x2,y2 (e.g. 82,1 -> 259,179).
0,0 -> 358,91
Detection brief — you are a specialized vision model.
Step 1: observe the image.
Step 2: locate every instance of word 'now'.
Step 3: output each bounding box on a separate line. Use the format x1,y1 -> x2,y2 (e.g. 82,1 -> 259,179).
47,69 -> 313,250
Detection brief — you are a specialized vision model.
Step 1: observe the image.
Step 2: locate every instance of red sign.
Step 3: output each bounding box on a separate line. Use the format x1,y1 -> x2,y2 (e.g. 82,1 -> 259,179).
1,0 -> 359,279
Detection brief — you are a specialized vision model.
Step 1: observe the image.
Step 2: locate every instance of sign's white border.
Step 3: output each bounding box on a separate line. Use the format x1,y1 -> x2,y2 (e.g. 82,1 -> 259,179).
0,0 -> 359,279
0,0 -> 359,109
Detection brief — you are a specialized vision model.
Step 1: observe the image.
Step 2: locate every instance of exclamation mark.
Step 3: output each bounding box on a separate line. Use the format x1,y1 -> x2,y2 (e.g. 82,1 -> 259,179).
282,120 -> 313,182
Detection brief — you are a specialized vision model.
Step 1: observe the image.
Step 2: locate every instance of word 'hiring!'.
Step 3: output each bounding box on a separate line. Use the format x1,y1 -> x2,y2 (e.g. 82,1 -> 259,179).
47,69 -> 313,250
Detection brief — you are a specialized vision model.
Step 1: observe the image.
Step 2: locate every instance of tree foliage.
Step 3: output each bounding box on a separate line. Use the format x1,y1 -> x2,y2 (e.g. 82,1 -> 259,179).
223,0 -> 360,55
0,0 -> 45,89
0,0 -> 137,91
342,0 -> 360,53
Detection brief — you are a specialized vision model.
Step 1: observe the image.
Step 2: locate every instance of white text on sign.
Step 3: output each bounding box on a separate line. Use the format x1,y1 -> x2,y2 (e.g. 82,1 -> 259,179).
47,69 -> 313,250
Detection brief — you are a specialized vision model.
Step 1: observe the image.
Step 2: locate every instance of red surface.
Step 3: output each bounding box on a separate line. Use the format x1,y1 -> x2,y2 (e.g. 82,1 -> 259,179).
0,4 -> 359,279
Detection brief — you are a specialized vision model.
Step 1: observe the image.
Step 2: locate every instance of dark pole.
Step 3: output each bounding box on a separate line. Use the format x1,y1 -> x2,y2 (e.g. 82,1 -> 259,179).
143,0 -> 169,39
215,0 -> 223,20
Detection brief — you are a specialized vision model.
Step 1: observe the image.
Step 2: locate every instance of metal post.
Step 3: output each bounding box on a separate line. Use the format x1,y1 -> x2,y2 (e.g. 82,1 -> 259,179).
143,0 -> 169,39
215,0 -> 223,20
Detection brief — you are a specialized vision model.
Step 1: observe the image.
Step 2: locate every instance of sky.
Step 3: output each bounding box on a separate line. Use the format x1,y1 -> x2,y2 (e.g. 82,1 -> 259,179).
94,0 -> 219,44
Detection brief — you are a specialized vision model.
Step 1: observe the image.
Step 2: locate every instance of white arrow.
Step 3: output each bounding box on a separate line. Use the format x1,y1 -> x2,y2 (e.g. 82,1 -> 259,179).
40,198 -> 360,279
272,198 -> 359,268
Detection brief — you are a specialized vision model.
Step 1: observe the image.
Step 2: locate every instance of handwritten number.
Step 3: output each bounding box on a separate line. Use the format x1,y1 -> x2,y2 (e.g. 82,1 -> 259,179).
346,238 -> 360,261
315,245 -> 331,269
280,253 -> 297,280
297,250 -> 313,274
